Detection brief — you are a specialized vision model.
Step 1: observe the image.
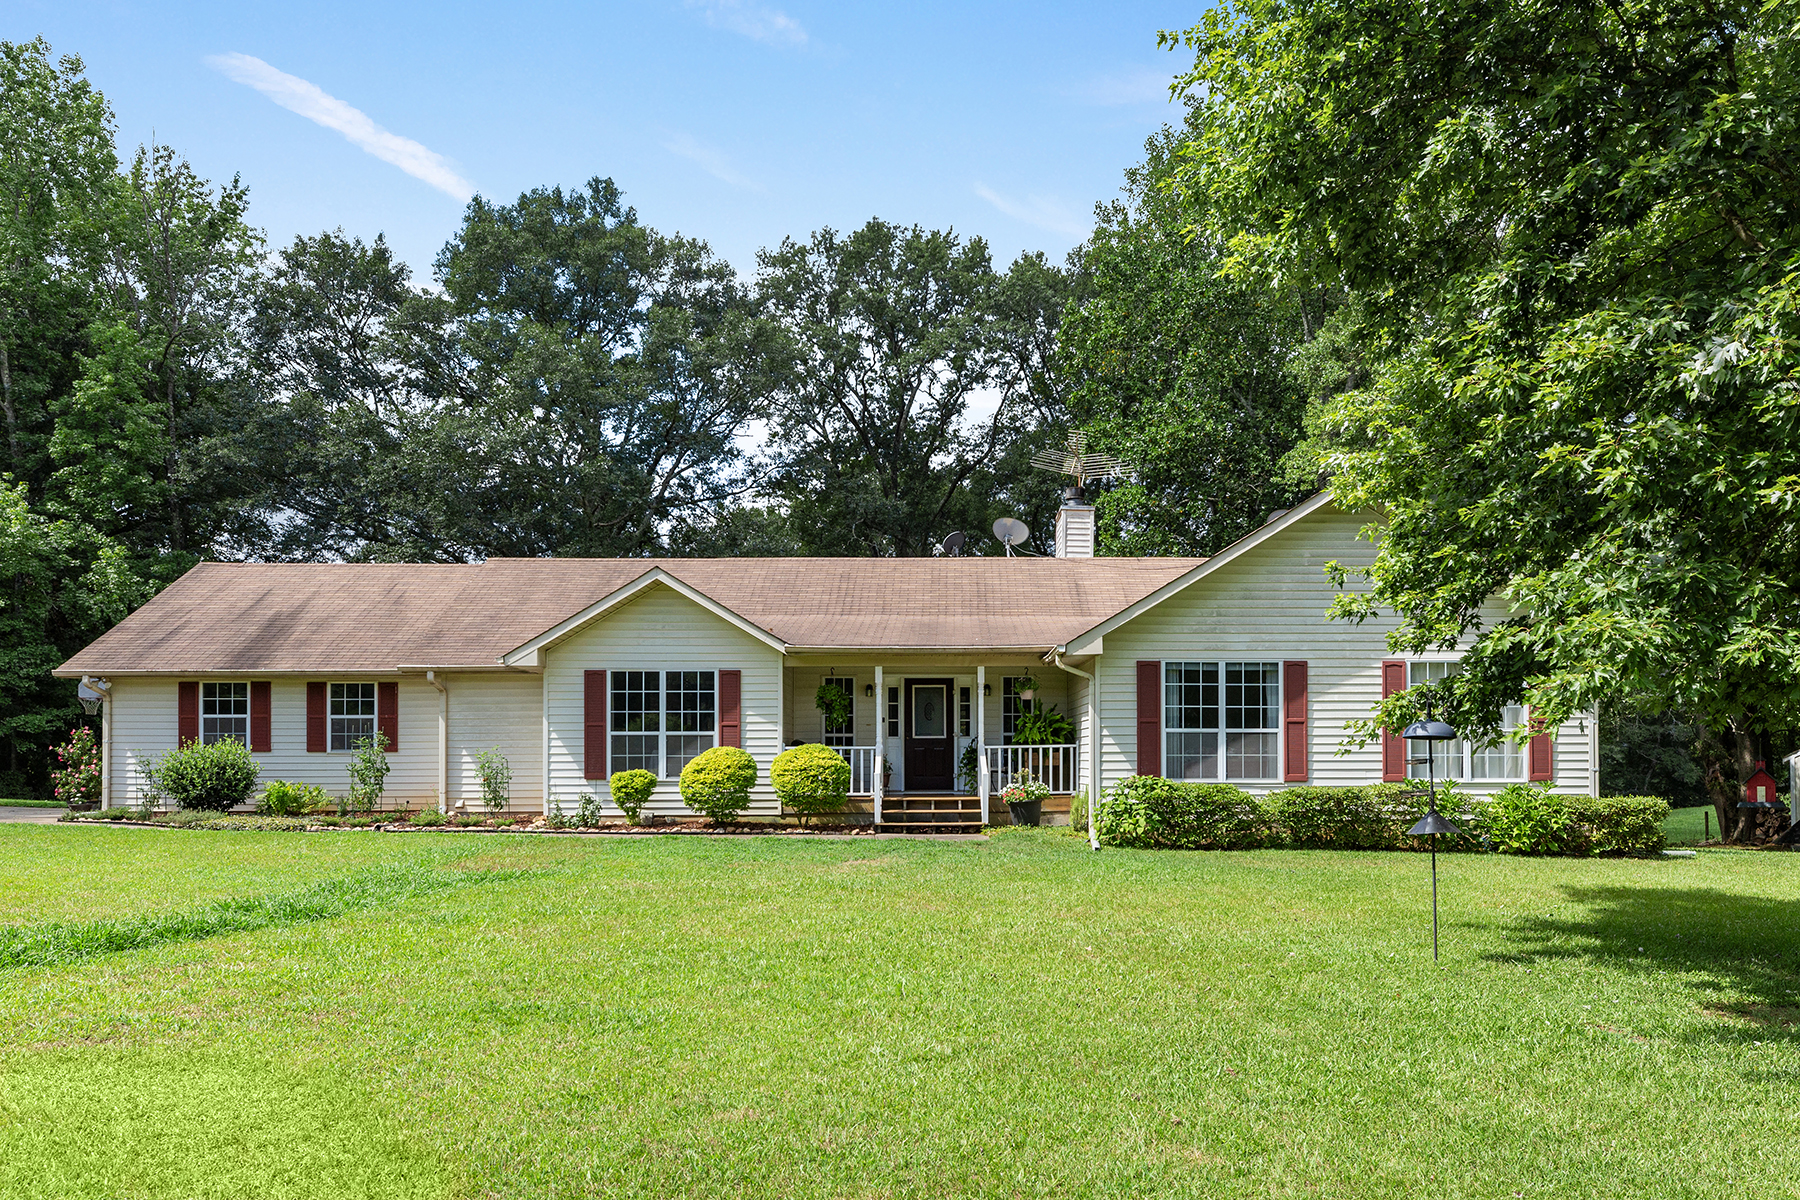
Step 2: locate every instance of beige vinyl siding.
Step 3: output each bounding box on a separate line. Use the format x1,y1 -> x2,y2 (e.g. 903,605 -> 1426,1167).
543,584 -> 784,818
1096,503 -> 1595,796
106,676 -> 444,810
446,672 -> 543,813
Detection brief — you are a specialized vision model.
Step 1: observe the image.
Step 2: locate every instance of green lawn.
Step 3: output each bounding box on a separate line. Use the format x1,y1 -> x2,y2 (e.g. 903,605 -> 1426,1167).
0,827 -> 1795,1200
1664,804 -> 1720,845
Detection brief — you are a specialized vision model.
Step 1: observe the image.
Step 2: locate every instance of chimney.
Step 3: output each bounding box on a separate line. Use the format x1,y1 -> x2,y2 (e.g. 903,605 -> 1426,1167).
1054,485 -> 1095,558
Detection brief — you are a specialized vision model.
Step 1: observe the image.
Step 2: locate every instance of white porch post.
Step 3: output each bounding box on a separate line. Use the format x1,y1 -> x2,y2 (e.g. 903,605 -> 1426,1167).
873,664 -> 885,826
976,665 -> 988,825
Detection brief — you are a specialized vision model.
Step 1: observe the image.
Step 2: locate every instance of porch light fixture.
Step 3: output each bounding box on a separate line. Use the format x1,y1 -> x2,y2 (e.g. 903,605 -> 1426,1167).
864,683 -> 874,698
982,683 -> 992,697
1403,712 -> 1462,962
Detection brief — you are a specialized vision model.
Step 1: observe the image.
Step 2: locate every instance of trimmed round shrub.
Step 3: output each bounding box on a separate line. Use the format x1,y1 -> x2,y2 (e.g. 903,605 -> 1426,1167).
608,768 -> 658,824
770,744 -> 850,820
678,746 -> 758,824
149,738 -> 261,812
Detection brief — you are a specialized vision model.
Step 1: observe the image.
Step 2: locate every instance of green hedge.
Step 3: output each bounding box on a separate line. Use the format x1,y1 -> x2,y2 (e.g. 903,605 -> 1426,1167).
1098,779 -> 1667,855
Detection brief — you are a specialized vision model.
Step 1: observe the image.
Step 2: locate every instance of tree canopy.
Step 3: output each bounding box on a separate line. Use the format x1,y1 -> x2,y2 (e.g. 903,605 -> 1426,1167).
1164,0 -> 1800,832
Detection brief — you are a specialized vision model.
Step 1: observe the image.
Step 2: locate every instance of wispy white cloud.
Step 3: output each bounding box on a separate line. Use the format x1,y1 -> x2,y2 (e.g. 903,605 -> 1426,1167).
206,52 -> 474,201
687,0 -> 808,47
1072,65 -> 1178,107
665,132 -> 763,191
974,183 -> 1089,238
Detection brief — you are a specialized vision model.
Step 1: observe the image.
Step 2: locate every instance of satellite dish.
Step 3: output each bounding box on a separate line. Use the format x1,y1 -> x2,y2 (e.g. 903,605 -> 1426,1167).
992,517 -> 1030,556
935,531 -> 966,557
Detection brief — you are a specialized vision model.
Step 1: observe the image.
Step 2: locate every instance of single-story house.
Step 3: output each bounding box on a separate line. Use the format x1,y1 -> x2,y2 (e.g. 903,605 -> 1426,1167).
54,493 -> 1597,824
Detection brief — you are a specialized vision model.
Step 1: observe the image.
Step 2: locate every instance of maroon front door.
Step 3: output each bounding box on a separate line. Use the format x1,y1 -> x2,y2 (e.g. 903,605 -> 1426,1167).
903,678 -> 955,791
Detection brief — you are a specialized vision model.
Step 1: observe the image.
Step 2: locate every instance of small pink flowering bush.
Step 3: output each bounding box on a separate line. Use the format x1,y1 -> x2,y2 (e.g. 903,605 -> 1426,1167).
51,727 -> 101,807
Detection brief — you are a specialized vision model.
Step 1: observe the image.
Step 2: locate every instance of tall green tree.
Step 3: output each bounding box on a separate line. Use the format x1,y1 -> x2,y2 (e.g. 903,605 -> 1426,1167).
1167,0 -> 1800,838
1062,128 -> 1323,556
424,178 -> 772,557
756,220 -> 1069,556
0,38 -> 114,478
94,143 -> 261,563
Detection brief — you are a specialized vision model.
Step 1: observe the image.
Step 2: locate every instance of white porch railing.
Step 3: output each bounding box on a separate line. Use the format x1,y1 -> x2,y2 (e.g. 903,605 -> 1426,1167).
986,744 -> 1080,794
834,746 -> 879,795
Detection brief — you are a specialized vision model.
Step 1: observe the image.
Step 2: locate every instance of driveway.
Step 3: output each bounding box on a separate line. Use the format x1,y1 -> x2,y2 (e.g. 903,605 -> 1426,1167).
0,806 -> 65,824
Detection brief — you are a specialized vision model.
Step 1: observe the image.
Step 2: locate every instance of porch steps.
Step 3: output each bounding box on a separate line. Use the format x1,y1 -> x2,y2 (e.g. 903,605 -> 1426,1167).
876,795 -> 984,832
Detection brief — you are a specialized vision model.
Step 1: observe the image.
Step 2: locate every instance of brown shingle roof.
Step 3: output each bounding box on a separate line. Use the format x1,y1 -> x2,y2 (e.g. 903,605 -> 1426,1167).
55,556 -> 1206,675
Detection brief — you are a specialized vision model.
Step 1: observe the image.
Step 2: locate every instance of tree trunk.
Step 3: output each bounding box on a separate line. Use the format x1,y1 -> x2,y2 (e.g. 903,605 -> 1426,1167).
1699,722 -> 1760,843
0,336 -> 16,472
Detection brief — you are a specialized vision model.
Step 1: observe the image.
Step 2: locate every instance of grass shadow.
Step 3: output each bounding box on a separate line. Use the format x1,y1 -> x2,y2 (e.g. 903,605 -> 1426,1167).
1491,880 -> 1800,1050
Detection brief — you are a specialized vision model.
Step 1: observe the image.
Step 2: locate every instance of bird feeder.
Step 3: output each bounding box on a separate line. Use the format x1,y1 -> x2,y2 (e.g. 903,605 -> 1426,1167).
1740,760 -> 1780,810
1403,713 -> 1462,962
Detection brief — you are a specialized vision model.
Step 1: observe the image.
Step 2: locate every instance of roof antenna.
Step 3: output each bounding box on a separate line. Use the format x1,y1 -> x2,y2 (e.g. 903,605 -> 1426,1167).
933,531 -> 966,557
992,517 -> 1030,557
1031,430 -> 1126,503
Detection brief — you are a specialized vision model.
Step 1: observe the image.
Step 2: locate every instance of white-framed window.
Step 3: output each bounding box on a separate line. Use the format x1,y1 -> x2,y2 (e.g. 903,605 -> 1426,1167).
329,682 -> 376,751
886,686 -> 900,738
1164,661 -> 1281,781
1406,661 -> 1525,781
821,677 -> 855,747
958,686 -> 971,738
1001,676 -> 1037,744
612,670 -> 716,779
201,682 -> 248,745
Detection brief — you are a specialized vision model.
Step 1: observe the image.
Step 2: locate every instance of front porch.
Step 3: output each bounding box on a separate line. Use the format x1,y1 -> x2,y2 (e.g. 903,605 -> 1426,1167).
783,656 -> 1091,828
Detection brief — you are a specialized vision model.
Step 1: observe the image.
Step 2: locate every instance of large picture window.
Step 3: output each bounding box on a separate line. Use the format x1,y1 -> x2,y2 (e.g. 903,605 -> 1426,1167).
612,670 -> 716,778
1164,661 -> 1281,781
201,682 -> 248,745
1407,662 -> 1525,781
821,677 -> 854,747
329,683 -> 376,751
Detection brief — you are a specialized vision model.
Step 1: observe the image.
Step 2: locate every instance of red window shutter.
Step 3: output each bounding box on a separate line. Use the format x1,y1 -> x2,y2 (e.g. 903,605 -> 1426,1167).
1283,660 -> 1309,782
1135,660 -> 1161,777
1528,715 -> 1554,781
378,681 -> 399,752
177,681 -> 199,746
719,669 -> 742,749
250,681 -> 272,753
584,670 -> 607,779
306,682 -> 327,753
1380,660 -> 1407,782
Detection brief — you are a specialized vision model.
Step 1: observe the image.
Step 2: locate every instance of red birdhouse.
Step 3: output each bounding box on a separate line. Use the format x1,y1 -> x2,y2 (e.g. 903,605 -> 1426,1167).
1742,761 -> 1780,808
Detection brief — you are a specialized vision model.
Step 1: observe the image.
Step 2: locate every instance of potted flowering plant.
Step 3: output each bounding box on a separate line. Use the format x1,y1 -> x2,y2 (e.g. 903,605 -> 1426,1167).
999,772 -> 1049,826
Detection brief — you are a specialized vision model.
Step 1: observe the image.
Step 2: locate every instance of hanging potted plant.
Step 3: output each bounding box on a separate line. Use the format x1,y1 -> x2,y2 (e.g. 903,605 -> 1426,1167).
1014,675 -> 1040,702
814,681 -> 854,730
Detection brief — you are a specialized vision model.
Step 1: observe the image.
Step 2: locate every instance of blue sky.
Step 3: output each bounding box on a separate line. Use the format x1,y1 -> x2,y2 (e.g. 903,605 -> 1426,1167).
20,1 -> 1196,280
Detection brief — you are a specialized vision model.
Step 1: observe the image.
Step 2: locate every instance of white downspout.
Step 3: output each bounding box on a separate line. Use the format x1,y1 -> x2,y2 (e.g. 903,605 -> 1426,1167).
1051,650 -> 1100,852
85,676 -> 112,811
427,672 -> 448,813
